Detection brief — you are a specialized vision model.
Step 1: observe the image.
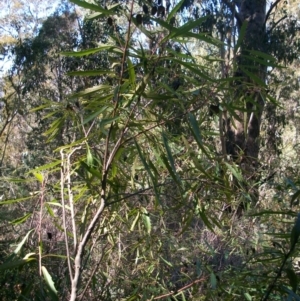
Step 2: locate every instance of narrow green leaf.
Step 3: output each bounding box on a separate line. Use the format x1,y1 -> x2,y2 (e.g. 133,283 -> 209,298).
151,17 -> 173,31
42,266 -> 59,301
10,213 -> 32,225
162,133 -> 178,177
290,213 -> 300,249
99,116 -> 120,127
234,21 -> 248,54
160,153 -> 181,187
61,45 -> 115,57
45,203 -> 55,217
127,58 -> 136,88
83,106 -> 109,124
134,140 -> 160,204
244,292 -> 252,301
84,3 -> 120,19
188,113 -> 211,158
86,144 -> 93,166
14,229 -> 34,254
130,211 -> 140,232
159,256 -> 173,267
141,207 -> 151,234
286,268 -> 298,292
291,190 -> 300,206
0,257 -> 36,271
67,70 -> 113,76
80,161 -> 102,179
210,272 -> 217,289
70,85 -> 111,99
240,66 -> 266,86
162,16 -> 208,43
32,172 -> 44,183
29,160 -> 61,172
199,209 -> 214,233
0,195 -> 32,205
225,162 -> 244,183
173,59 -> 213,81
69,0 -> 111,14
46,201 -> 71,210
167,0 -> 184,22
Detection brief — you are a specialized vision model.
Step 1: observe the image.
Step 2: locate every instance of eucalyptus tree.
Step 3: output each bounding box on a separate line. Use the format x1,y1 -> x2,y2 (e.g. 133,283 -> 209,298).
0,0 -> 300,300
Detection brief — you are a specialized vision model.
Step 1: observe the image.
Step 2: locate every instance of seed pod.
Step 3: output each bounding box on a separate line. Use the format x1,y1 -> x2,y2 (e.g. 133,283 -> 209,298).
157,5 -> 165,17
143,4 -> 149,14
107,17 -> 113,26
151,6 -> 157,15
136,14 -> 143,25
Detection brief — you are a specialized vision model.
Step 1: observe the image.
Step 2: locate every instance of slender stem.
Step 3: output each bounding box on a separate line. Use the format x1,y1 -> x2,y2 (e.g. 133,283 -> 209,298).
67,146 -> 82,253
60,149 -> 73,283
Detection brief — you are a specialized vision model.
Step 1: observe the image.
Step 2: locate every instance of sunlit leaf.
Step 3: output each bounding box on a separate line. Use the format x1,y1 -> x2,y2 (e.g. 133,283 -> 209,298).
14,229 -> 34,254
32,171 -> 43,183
130,211 -> 140,232
141,207 -> 151,234
61,45 -> 117,57
42,266 -> 59,301
167,0 -> 185,22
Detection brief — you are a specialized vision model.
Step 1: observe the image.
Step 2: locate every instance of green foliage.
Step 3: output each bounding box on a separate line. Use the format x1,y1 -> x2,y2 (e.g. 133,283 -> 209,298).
0,0 -> 299,300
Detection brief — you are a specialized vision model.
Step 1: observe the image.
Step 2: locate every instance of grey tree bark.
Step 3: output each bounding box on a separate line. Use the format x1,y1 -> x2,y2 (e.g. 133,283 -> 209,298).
224,0 -> 267,204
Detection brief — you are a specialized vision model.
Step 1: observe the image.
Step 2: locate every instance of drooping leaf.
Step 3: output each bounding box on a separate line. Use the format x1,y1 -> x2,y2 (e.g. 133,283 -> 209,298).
134,140 -> 160,205
234,21 -> 248,54
14,229 -> 34,254
286,268 -> 298,292
291,189 -> 300,206
42,266 -> 59,301
290,213 -> 300,249
69,0 -> 118,15
188,113 -> 211,158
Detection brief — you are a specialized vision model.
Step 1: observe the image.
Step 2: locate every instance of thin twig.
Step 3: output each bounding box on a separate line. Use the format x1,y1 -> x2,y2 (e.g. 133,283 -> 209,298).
67,146 -> 82,253
60,149 -> 73,283
265,0 -> 282,25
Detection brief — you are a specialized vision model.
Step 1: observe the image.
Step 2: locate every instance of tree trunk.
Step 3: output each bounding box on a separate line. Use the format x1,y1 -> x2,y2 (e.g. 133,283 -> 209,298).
225,0 -> 267,204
